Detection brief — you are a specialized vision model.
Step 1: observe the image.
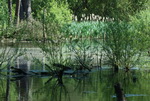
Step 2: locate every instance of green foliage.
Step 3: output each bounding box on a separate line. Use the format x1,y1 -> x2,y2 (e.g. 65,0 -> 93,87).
129,9 -> 150,50
0,0 -> 8,36
129,9 -> 150,68
49,1 -> 72,25
1,20 -> 43,41
0,1 -> 8,22
31,0 -> 72,41
0,47 -> 19,70
103,21 -> 142,69
70,41 -> 94,70
32,0 -> 72,25
62,21 -> 106,38
67,0 -> 149,21
36,42 -> 73,72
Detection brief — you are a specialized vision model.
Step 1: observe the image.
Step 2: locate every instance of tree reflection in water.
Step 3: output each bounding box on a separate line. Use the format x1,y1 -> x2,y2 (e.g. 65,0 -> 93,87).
1,68 -> 150,101
16,76 -> 31,101
34,76 -> 70,101
0,46 -> 20,101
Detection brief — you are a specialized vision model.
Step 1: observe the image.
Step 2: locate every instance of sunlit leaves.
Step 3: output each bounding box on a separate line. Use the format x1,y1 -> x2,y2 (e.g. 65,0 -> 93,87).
32,0 -> 72,25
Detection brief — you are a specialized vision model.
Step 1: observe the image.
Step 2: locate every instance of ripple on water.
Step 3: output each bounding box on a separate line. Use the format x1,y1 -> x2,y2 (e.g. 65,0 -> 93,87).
112,94 -> 147,98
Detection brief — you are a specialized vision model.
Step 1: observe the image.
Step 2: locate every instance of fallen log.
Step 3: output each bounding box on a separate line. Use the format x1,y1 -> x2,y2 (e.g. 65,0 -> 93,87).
11,67 -> 28,75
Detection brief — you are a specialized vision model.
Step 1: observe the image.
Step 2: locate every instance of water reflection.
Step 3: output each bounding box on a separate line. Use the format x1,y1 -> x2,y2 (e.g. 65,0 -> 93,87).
5,73 -> 10,101
1,69 -> 150,101
0,42 -> 150,101
16,76 -> 31,101
34,77 -> 70,101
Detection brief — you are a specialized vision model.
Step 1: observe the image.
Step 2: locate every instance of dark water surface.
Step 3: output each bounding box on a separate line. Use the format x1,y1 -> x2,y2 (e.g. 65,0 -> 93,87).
1,69 -> 150,101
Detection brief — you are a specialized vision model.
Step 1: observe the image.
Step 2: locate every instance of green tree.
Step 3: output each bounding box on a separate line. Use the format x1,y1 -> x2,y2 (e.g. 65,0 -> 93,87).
129,8 -> 150,51
67,0 -> 149,21
103,21 -> 143,71
32,0 -> 72,25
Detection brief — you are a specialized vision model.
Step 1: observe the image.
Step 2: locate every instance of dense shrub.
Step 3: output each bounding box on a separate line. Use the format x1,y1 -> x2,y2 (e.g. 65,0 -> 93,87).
129,9 -> 150,50
103,21 -> 143,71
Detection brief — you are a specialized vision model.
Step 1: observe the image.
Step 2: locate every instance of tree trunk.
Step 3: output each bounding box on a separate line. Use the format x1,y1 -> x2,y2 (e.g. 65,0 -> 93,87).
114,83 -> 126,101
15,0 -> 21,25
15,0 -> 32,24
113,64 -> 119,73
8,0 -> 12,24
20,0 -> 32,20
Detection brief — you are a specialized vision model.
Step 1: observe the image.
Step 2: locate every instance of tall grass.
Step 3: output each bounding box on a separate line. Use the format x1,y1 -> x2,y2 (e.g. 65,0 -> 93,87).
61,21 -> 106,39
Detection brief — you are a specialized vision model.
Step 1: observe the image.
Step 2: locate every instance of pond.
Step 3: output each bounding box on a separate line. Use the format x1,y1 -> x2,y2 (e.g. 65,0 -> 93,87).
0,42 -> 150,101
1,69 -> 150,101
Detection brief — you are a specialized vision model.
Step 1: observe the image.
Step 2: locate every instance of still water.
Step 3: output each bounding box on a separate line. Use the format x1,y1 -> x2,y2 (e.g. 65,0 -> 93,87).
0,42 -> 150,101
1,69 -> 150,101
